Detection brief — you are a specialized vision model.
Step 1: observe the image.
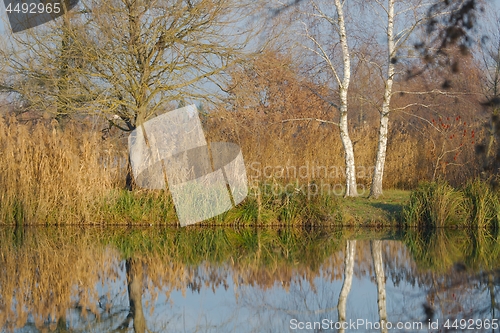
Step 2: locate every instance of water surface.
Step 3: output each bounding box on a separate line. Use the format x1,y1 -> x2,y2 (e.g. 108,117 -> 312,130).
0,227 -> 498,332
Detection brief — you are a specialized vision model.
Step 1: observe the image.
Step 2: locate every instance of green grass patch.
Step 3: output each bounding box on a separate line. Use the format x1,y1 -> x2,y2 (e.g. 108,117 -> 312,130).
99,189 -> 177,225
339,189 -> 410,226
403,180 -> 466,228
97,185 -> 409,227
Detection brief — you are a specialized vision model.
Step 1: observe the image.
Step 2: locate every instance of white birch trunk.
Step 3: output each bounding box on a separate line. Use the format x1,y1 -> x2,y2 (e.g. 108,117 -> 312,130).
335,0 -> 358,197
371,240 -> 388,333
338,240 -> 356,333
370,0 -> 395,199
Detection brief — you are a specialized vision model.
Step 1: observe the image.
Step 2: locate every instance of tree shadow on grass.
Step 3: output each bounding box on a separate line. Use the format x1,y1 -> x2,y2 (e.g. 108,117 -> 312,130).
370,202 -> 404,220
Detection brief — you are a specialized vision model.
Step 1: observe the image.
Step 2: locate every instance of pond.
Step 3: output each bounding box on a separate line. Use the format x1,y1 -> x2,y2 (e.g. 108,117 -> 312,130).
0,226 -> 499,332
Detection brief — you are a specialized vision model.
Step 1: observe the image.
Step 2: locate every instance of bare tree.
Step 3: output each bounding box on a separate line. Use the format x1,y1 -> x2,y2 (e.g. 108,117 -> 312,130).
478,5 -> 500,167
298,0 -> 358,197
369,0 -> 432,198
0,6 -> 89,119
0,0 -> 261,128
0,0 -> 262,191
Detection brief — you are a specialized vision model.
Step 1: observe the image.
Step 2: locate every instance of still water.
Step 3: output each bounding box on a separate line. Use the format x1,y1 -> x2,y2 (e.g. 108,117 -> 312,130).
0,227 -> 498,332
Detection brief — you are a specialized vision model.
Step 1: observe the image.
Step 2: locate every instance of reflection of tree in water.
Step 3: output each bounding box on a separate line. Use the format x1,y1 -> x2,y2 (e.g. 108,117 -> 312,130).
0,226 -> 345,331
371,240 -> 388,333
116,258 -> 146,333
422,266 -> 500,325
338,240 -> 356,333
1,227 -> 500,332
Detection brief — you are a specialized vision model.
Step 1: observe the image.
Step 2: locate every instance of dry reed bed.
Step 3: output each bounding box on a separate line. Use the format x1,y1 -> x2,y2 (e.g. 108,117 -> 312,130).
0,111 -> 486,225
204,108 -> 484,190
0,117 -> 122,224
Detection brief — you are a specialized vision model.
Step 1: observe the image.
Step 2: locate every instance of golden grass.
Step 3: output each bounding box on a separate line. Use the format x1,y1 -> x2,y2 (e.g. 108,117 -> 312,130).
203,108 -> 484,190
0,116 -> 123,224
0,109 -> 486,225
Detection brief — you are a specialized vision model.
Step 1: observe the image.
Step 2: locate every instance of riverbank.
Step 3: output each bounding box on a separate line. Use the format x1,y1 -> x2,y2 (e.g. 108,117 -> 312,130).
3,177 -> 500,229
0,118 -> 496,228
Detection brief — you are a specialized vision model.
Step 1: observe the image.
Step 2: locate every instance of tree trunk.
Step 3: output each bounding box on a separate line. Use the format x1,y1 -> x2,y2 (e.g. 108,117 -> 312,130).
371,240 -> 388,333
338,240 -> 356,333
56,12 -> 72,124
370,109 -> 390,199
125,156 -> 136,191
370,0 -> 395,199
339,103 -> 358,197
486,107 -> 498,159
335,0 -> 358,197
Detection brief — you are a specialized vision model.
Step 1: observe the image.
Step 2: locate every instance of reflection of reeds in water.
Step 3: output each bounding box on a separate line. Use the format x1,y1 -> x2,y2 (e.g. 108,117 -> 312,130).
0,226 -> 355,330
0,227 -> 121,331
404,228 -> 500,272
405,228 -> 500,325
404,229 -> 465,272
2,226 -> 495,331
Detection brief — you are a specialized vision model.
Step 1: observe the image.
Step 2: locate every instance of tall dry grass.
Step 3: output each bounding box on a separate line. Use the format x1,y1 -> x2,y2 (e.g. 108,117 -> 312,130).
206,49 -> 487,194
203,109 -> 484,192
0,110 -> 484,226
0,116 -> 124,224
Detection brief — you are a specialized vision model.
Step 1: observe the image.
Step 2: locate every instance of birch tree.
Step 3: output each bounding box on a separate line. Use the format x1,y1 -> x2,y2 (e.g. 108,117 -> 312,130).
299,0 -> 358,197
369,0 -> 431,198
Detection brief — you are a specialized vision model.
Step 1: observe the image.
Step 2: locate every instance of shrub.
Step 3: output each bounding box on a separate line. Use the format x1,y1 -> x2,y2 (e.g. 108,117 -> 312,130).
462,179 -> 500,229
403,180 -> 467,228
